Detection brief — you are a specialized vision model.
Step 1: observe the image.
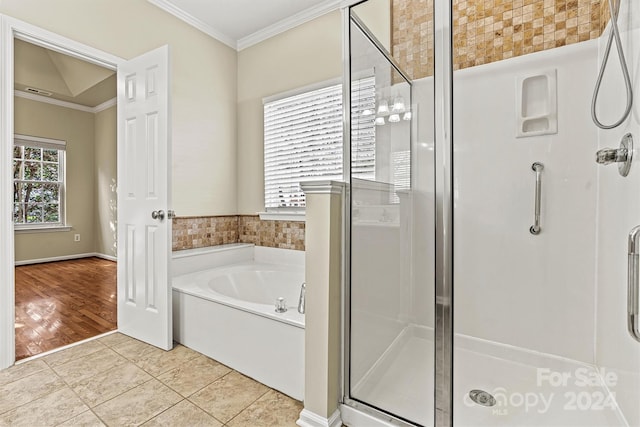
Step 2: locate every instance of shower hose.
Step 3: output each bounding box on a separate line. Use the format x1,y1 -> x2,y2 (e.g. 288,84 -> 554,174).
591,0 -> 634,129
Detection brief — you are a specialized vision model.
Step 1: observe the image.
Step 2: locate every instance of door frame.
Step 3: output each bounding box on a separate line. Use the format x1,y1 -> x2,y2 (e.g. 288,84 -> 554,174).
0,15 -> 125,369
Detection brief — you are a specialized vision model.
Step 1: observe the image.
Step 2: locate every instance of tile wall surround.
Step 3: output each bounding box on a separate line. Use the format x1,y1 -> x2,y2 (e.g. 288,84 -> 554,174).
390,0 -> 610,77
172,216 -> 239,251
238,215 -> 306,251
172,215 -> 305,252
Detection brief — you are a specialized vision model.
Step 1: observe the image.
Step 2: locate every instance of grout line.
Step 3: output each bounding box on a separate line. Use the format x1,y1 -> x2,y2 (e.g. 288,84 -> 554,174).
139,397 -> 187,425
223,386 -> 272,426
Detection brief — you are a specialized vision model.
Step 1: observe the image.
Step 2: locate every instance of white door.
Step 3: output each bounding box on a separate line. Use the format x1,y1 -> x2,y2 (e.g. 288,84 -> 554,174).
117,45 -> 172,350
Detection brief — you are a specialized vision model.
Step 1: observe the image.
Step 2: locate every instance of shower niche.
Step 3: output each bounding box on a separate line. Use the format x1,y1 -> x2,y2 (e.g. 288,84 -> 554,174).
516,69 -> 558,137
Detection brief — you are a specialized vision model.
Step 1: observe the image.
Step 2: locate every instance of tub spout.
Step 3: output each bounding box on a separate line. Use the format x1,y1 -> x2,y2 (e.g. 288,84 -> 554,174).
298,282 -> 306,314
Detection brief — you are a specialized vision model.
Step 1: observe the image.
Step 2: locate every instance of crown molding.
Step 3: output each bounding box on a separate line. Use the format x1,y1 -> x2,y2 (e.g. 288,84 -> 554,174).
147,0 -> 237,50
93,97 -> 117,113
237,0 -> 341,51
15,90 -> 116,114
15,90 -> 94,112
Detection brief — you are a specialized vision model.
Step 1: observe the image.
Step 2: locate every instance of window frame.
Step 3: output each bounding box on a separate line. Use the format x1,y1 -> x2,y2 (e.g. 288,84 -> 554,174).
262,76 -> 376,216
13,134 -> 67,232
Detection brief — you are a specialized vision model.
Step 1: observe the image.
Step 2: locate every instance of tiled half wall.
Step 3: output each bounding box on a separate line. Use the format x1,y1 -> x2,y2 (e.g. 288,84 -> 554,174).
172,216 -> 305,252
390,0 -> 610,77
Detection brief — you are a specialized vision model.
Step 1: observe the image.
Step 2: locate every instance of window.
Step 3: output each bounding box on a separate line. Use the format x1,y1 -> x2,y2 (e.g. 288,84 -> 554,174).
263,78 -> 376,209
13,135 -> 66,229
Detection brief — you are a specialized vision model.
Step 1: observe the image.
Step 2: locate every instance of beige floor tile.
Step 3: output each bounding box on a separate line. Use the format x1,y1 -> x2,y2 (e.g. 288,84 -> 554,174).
53,348 -> 127,386
0,387 -> 88,426
116,342 -> 201,377
142,400 -> 222,427
227,389 -> 302,427
189,371 -> 269,423
0,368 -> 65,414
98,332 -> 137,348
156,355 -> 231,397
93,378 -> 182,426
111,337 -> 159,360
71,362 -> 152,407
57,410 -> 106,426
0,359 -> 48,386
42,340 -> 107,368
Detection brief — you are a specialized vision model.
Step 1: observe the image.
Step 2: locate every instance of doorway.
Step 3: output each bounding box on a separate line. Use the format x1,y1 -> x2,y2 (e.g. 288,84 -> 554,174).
12,39 -> 117,360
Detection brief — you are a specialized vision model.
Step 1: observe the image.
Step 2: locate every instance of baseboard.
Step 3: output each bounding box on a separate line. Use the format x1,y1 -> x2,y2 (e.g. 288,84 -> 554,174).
94,253 -> 117,262
15,252 -> 117,266
296,409 -> 342,427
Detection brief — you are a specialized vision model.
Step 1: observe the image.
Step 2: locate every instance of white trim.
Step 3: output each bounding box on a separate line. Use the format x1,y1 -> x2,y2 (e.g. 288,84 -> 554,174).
14,133 -> 65,147
300,180 -> 347,195
94,253 -> 117,262
258,211 -> 306,222
146,0 -> 237,50
238,0 -> 342,51
14,89 -> 94,112
296,409 -> 342,427
93,97 -> 117,113
14,225 -> 72,234
15,330 -> 118,365
1,13 -> 126,370
15,90 -> 117,114
262,77 -> 342,105
14,252 -> 108,266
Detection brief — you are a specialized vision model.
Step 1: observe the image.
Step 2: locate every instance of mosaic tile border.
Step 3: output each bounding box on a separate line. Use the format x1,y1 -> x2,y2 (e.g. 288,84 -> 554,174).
172,216 -> 305,252
391,0 -> 610,78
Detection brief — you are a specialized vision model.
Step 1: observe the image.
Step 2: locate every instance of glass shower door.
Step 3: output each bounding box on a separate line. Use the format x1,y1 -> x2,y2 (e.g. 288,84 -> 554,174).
345,4 -> 436,426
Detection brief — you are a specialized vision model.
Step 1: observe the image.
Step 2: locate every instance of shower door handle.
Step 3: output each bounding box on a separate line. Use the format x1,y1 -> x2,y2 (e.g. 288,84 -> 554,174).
628,225 -> 640,342
529,162 -> 544,235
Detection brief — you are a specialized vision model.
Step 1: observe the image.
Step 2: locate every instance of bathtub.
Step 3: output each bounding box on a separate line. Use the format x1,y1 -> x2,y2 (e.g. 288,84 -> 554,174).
172,245 -> 305,400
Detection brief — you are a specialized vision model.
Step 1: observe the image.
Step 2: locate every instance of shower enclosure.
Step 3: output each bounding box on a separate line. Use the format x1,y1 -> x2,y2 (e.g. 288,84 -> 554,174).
342,0 -> 640,426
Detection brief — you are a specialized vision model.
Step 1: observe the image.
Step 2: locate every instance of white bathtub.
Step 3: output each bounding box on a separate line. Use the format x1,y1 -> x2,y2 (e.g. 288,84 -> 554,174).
172,245 -> 305,400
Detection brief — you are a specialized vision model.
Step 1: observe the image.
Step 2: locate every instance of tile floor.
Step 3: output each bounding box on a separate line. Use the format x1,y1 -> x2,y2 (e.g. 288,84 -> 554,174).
0,333 -> 303,426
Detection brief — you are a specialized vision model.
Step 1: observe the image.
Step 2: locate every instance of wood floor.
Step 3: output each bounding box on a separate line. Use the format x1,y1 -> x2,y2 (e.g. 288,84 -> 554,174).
14,257 -> 117,361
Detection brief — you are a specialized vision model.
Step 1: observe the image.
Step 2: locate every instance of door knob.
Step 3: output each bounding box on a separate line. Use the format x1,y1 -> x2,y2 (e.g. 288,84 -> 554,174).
151,210 -> 165,221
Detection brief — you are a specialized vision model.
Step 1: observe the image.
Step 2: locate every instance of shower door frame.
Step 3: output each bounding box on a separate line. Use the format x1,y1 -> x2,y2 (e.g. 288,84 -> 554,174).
340,0 -> 455,425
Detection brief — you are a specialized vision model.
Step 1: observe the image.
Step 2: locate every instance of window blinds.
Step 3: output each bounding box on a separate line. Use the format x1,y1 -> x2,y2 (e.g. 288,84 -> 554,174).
264,78 -> 376,208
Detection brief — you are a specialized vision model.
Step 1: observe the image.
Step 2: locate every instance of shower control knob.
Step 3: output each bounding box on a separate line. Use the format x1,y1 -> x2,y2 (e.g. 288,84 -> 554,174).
595,133 -> 633,177
596,147 -> 627,165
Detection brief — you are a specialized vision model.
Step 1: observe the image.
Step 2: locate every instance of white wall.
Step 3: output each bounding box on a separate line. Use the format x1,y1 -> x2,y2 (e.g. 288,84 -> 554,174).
453,41 -> 600,363
595,1 -> 640,424
0,0 -> 238,216
237,11 -> 342,214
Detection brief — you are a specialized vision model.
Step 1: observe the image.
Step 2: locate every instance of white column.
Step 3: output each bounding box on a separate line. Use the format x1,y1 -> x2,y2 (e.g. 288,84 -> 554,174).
297,180 -> 345,427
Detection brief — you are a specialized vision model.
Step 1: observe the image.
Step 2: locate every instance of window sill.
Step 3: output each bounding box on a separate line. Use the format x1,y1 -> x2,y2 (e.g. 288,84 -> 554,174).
15,225 -> 72,234
258,211 -> 306,222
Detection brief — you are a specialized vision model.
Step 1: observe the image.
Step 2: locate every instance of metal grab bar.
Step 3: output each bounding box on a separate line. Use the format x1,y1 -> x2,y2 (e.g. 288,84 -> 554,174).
529,162 -> 544,235
628,225 -> 640,342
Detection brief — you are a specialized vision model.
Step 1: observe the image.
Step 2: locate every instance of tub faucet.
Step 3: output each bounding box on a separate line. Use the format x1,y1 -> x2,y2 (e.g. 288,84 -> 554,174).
298,282 -> 306,314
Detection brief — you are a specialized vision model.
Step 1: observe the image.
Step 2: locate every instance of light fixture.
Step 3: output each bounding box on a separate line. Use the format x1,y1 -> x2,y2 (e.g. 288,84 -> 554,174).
377,99 -> 389,115
362,108 -> 374,116
388,114 -> 401,123
392,96 -> 406,113
375,116 -> 385,126
403,111 -> 412,121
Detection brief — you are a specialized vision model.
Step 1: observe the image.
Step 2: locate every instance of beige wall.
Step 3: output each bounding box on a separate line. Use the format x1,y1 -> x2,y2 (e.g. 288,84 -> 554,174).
237,11 -> 342,214
94,106 -> 117,258
0,0 -> 238,216
14,97 -> 95,261
352,0 -> 391,51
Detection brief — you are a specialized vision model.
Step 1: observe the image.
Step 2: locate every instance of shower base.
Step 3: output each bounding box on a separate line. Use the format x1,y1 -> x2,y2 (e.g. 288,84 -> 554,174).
348,325 -> 625,427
